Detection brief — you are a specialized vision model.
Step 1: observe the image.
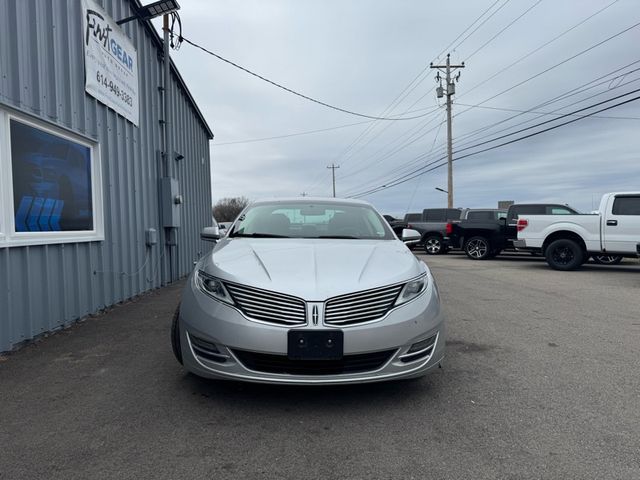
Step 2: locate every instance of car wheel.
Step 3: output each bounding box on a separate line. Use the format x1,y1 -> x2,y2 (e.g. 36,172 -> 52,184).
592,254 -> 623,265
171,304 -> 183,364
423,236 -> 443,255
464,236 -> 491,260
545,239 -> 584,271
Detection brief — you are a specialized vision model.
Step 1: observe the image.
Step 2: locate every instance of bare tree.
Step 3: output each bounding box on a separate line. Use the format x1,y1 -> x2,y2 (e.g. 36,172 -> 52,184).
212,196 -> 250,222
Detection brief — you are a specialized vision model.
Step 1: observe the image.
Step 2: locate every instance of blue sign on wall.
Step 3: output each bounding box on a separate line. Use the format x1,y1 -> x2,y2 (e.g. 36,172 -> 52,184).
10,120 -> 93,232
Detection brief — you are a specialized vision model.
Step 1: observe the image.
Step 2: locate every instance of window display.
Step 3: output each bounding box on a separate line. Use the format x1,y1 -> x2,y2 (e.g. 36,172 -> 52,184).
10,120 -> 93,232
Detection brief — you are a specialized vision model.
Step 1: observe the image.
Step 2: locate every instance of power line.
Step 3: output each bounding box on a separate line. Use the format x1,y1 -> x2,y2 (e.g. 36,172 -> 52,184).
343,65 -> 639,196
455,102 -> 640,120
338,109 -> 443,180
459,0 -> 620,99
179,35 -> 437,121
347,91 -> 640,198
432,0 -> 505,62
301,61 -> 439,192
453,87 -> 640,155
463,0 -> 544,61
454,20 -> 640,118
213,119 -> 374,146
340,114 -> 446,182
449,0 -> 512,58
453,63 -> 640,147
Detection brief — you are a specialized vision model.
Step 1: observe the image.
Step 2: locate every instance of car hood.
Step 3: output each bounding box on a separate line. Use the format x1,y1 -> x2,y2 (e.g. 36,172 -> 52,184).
199,238 -> 425,300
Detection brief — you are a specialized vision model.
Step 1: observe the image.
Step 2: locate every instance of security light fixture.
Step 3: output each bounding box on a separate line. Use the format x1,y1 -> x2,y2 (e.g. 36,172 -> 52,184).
435,187 -> 448,194
117,0 -> 180,25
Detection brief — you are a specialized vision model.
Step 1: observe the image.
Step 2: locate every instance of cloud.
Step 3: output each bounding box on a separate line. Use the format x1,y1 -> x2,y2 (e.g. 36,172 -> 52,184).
159,0 -> 640,214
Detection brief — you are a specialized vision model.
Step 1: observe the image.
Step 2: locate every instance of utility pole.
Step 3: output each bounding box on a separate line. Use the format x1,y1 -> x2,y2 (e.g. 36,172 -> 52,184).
327,164 -> 340,198
430,54 -> 464,208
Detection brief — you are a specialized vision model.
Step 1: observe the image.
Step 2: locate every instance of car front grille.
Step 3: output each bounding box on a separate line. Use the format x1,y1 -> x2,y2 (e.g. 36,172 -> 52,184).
324,284 -> 404,326
232,349 -> 396,375
225,283 -> 307,326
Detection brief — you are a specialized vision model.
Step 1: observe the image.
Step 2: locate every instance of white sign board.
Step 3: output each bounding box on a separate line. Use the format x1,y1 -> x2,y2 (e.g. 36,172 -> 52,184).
82,0 -> 139,126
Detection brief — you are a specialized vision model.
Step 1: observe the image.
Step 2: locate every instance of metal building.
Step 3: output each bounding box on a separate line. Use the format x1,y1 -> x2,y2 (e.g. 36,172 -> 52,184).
0,0 -> 214,352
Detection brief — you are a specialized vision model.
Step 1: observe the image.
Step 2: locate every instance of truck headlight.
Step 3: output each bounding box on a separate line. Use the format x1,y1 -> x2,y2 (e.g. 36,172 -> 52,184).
196,271 -> 234,305
395,275 -> 428,306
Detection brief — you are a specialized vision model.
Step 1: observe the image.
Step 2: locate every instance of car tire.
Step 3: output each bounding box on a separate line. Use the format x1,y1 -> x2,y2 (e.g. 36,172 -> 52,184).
423,235 -> 444,255
464,236 -> 491,260
171,304 -> 183,365
592,254 -> 623,265
545,239 -> 584,271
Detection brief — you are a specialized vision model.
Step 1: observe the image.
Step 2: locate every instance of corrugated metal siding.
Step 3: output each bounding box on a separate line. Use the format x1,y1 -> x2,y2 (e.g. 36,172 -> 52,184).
0,0 -> 212,351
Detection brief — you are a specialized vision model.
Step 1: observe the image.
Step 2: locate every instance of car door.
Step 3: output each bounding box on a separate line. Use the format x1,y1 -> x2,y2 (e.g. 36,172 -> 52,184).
603,195 -> 640,253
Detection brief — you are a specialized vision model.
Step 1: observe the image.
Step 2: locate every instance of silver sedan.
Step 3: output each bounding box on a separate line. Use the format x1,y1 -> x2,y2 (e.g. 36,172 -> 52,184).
171,198 -> 445,385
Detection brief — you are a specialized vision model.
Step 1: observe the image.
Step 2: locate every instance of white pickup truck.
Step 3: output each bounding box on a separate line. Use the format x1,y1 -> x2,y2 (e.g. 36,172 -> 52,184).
514,192 -> 640,270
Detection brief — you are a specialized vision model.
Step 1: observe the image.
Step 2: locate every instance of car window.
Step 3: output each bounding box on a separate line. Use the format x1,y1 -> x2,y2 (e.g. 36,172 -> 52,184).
612,196 -> 640,215
466,211 -> 493,220
404,213 -> 422,222
508,205 -> 543,222
424,209 -> 446,222
446,209 -> 462,220
547,207 -> 574,215
231,202 -> 395,240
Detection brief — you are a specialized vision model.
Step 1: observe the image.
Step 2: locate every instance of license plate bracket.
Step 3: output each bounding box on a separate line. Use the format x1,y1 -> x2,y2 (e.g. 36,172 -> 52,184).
287,330 -> 344,360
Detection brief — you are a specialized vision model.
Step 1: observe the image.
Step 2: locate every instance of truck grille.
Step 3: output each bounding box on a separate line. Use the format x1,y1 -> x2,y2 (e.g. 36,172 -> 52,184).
232,349 -> 396,375
324,284 -> 404,326
225,283 -> 307,326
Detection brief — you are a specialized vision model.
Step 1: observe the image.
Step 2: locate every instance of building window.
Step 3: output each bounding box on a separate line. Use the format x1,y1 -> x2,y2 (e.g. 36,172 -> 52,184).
0,110 -> 104,247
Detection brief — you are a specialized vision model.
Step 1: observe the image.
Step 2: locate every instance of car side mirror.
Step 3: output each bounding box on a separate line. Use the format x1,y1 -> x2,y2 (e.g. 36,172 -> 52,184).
401,228 -> 421,242
201,226 -> 220,242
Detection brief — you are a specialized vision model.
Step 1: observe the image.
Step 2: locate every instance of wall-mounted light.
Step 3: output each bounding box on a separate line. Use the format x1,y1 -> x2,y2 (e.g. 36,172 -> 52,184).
117,0 -> 181,25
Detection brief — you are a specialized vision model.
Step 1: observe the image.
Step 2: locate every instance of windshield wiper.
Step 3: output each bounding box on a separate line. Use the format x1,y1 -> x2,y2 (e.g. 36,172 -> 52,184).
230,233 -> 290,238
317,235 -> 359,239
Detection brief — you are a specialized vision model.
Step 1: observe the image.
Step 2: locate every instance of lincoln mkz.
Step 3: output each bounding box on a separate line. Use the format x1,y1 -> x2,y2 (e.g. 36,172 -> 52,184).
171,198 -> 445,385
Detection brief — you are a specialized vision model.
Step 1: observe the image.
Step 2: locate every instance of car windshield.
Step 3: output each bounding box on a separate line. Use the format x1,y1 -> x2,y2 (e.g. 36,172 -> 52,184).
229,201 -> 395,240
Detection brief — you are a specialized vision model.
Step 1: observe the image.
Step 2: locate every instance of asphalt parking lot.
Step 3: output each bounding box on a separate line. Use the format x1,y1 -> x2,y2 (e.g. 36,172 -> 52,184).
1,252 -> 639,479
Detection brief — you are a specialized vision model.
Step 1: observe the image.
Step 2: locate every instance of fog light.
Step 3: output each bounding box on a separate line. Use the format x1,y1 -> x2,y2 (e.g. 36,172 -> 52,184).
407,334 -> 437,354
189,334 -> 228,363
399,334 -> 437,363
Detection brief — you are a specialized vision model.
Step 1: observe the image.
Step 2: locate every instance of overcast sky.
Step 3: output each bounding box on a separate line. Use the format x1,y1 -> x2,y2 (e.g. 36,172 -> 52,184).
155,0 -> 639,216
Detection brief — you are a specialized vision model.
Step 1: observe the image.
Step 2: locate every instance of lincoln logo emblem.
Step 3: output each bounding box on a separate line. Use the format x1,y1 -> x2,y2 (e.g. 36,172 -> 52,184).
312,305 -> 319,325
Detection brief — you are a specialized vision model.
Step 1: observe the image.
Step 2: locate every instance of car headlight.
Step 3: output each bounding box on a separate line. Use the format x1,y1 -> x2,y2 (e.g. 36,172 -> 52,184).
395,275 -> 428,306
196,271 -> 235,305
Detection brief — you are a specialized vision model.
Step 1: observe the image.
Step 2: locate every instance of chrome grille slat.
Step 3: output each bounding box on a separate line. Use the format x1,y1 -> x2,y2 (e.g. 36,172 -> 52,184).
328,286 -> 403,304
230,295 -> 305,314
225,282 -> 306,326
328,309 -> 389,320
226,285 -> 301,303
325,296 -> 398,313
225,287 -> 302,306
324,284 -> 404,326
241,306 -> 305,322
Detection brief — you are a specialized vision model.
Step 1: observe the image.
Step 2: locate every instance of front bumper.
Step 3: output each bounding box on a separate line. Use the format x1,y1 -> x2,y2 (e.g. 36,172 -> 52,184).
178,273 -> 445,385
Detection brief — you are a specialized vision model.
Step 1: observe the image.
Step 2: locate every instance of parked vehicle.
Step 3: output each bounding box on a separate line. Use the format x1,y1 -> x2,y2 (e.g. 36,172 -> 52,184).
172,198 -> 445,385
407,208 -> 463,255
515,192 -> 640,270
462,209 -> 507,221
218,222 -> 232,235
383,215 -> 419,248
447,203 -> 579,260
